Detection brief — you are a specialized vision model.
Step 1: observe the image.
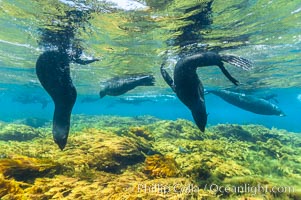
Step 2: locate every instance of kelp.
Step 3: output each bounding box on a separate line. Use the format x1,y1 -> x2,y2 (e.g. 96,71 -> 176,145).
0,115 -> 300,199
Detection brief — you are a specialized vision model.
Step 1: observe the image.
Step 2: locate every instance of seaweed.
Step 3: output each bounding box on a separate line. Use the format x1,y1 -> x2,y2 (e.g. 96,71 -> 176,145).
0,155 -> 58,182
144,154 -> 179,178
0,115 -> 300,199
0,122 -> 41,141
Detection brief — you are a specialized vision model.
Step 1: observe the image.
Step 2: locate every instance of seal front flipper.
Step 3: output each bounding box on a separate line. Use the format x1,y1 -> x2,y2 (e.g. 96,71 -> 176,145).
218,63 -> 239,86
262,94 -> 279,103
218,53 -> 253,85
134,74 -> 155,86
160,63 -> 176,92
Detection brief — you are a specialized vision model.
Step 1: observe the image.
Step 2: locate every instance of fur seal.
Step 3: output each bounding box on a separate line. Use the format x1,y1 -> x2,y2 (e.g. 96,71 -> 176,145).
12,93 -> 50,109
160,51 -> 253,132
206,89 -> 285,116
36,51 -> 76,150
36,51 -> 98,150
99,74 -> 155,98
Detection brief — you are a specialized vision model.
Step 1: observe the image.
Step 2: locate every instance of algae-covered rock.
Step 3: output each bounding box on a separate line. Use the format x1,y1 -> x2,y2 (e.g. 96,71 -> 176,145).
0,155 -> 58,181
209,124 -> 256,142
0,173 -> 24,199
213,160 -> 252,178
144,154 -> 179,178
23,174 -> 215,200
0,122 -> 41,141
128,126 -> 154,140
147,119 -> 204,140
13,117 -> 50,128
210,124 -> 301,146
61,128 -> 151,173
0,115 -> 300,199
70,115 -> 160,132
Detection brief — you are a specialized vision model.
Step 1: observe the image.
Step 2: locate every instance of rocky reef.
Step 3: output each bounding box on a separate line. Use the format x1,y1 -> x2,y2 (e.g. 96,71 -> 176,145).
0,115 -> 300,200
0,122 -> 42,141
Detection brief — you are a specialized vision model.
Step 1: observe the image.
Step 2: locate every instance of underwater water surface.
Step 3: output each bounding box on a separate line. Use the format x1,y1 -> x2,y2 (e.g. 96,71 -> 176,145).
0,0 -> 301,199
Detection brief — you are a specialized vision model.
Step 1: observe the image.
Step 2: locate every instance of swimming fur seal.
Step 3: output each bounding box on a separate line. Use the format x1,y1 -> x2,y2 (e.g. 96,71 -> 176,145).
160,51 -> 253,132
12,93 -> 50,109
206,89 -> 285,116
36,51 -> 98,150
99,74 -> 155,98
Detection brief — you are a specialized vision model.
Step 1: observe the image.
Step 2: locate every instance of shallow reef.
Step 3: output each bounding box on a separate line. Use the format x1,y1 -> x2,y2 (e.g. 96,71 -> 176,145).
0,115 -> 300,200
0,122 -> 41,141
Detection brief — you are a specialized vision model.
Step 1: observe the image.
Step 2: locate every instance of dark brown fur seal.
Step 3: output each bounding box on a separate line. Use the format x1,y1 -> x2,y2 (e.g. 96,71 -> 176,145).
206,89 -> 285,116
99,74 -> 155,98
36,51 -> 76,150
36,51 -> 98,150
161,51 -> 253,132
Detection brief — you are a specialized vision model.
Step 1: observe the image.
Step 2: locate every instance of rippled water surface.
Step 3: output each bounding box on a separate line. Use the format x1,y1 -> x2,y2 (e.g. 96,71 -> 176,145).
1,0 -> 301,131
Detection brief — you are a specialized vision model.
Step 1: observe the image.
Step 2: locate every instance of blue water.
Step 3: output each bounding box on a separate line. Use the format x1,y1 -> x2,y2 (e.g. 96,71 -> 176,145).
1,0 -> 301,134
1,85 -> 300,132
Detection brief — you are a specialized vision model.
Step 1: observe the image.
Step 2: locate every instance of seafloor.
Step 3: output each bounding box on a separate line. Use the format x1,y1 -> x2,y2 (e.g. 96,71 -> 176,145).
0,115 -> 300,200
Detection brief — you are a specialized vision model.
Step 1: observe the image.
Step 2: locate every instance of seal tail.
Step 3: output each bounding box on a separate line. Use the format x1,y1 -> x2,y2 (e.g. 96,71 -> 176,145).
220,54 -> 253,70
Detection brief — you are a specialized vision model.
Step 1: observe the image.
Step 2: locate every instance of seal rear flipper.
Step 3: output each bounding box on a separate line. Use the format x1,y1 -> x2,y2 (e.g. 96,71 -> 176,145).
139,75 -> 155,86
160,63 -> 176,92
220,54 -> 253,70
218,64 -> 239,86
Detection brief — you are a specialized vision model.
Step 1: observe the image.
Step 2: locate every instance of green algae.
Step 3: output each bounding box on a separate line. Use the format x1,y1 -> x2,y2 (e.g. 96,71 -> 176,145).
0,115 -> 300,199
0,122 -> 42,141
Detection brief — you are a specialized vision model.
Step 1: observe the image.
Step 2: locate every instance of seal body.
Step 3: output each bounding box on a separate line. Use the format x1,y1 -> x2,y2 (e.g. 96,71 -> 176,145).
161,52 -> 253,132
99,74 -> 155,98
36,51 -> 76,150
208,89 -> 285,116
172,54 -> 220,132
